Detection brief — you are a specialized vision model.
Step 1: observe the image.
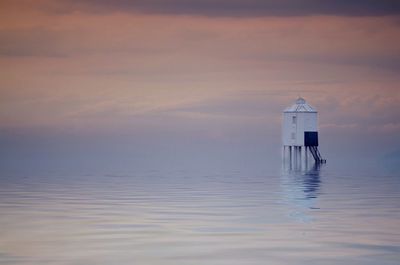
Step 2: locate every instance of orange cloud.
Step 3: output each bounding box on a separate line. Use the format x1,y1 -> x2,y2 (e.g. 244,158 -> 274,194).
0,3 -> 399,145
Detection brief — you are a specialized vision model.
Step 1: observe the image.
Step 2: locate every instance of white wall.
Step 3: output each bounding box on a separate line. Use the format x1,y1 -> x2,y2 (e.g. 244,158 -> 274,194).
282,112 -> 317,146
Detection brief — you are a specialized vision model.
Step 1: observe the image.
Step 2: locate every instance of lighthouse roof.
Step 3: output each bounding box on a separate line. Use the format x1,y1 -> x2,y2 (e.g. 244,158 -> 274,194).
284,97 -> 317,113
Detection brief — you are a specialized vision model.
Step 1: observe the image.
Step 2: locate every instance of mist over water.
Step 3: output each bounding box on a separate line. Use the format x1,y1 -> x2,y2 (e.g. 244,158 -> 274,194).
1,159 -> 399,265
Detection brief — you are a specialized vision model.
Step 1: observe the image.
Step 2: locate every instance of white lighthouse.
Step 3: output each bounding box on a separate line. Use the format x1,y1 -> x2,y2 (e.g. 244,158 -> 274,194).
282,97 -> 325,166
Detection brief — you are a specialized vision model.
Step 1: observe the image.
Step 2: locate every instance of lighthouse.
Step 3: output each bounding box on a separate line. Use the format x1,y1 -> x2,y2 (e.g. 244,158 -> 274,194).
282,97 -> 326,166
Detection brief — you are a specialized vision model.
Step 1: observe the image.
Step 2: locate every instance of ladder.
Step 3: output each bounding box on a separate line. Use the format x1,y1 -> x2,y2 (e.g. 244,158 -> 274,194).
309,146 -> 326,163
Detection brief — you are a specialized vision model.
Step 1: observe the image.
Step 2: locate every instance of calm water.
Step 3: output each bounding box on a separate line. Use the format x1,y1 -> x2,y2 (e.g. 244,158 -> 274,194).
0,163 -> 399,265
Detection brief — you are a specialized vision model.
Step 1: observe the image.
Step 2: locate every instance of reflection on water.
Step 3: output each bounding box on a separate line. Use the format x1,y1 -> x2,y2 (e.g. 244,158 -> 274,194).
281,163 -> 322,222
0,165 -> 400,265
301,164 -> 321,200
282,162 -> 322,199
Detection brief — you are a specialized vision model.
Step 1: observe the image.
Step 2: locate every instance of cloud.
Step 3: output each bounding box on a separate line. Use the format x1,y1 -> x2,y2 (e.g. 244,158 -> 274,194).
0,28 -> 72,57
1,13 -> 399,76
369,123 -> 400,133
0,1 -> 400,162
25,0 -> 400,17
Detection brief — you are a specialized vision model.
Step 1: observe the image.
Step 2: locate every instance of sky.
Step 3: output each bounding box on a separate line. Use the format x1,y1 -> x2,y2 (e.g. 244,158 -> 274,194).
1,0 -> 400,174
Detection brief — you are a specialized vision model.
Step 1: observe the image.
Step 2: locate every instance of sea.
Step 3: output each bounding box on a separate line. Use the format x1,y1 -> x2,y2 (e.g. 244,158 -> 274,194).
0,162 -> 399,265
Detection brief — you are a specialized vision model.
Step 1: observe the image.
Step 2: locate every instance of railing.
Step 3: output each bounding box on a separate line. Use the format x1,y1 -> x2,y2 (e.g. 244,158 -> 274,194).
309,146 -> 326,163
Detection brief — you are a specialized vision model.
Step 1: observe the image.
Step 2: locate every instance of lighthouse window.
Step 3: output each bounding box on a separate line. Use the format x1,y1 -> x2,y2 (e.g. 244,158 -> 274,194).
292,116 -> 296,124
291,132 -> 296,139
